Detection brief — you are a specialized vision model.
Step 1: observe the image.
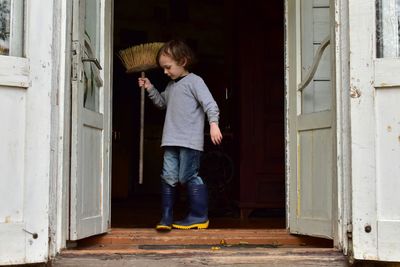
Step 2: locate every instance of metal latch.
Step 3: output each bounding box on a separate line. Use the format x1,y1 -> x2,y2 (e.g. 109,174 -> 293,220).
82,57 -> 102,70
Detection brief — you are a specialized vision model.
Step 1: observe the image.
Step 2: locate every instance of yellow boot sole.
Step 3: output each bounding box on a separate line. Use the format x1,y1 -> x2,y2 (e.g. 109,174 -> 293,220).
172,220 -> 209,230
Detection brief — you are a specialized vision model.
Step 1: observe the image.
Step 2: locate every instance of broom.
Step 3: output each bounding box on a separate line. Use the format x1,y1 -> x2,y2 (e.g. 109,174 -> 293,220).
119,42 -> 164,184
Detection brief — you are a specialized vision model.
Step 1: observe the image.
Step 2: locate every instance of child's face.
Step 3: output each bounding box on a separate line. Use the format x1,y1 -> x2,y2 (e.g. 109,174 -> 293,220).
159,54 -> 188,80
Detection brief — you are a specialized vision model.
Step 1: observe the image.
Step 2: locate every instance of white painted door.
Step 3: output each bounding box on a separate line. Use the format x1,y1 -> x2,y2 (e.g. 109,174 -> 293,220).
70,0 -> 113,240
0,0 -> 54,264
349,0 -> 400,262
286,0 -> 336,239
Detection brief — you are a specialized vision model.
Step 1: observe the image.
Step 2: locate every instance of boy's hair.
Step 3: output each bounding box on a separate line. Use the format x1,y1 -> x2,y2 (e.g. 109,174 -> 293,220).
157,40 -> 196,70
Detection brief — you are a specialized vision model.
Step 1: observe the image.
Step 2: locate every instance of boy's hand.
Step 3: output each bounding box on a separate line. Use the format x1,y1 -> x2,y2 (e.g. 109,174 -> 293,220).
138,77 -> 153,91
210,122 -> 223,145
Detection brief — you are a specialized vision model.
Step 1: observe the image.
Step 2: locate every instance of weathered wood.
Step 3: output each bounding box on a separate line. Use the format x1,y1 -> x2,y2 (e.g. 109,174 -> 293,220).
0,56 -> 30,87
58,228 -> 341,266
55,247 -> 348,266
286,0 -> 335,240
69,0 -> 112,241
74,228 -> 332,248
0,0 -> 56,264
374,58 -> 400,87
349,0 -> 400,262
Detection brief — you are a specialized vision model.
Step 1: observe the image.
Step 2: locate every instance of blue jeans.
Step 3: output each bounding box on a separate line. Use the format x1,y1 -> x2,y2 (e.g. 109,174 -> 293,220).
161,146 -> 204,187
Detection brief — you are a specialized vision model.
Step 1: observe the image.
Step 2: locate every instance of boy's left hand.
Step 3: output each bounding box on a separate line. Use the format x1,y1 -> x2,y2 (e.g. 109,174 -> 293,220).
210,122 -> 223,145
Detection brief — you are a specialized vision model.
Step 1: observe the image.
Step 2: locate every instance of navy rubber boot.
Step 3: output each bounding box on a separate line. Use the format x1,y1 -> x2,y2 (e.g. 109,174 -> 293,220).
156,183 -> 175,231
172,184 -> 209,229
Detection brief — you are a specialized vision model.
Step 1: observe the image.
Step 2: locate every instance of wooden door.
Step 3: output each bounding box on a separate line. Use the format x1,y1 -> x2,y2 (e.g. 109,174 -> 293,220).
70,0 -> 113,240
286,0 -> 336,238
349,0 -> 400,261
0,0 -> 52,264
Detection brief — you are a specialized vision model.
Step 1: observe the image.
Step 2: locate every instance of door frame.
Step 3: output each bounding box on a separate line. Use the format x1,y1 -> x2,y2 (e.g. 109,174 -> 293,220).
48,0 -> 74,256
50,0 -> 352,256
332,0 -> 352,255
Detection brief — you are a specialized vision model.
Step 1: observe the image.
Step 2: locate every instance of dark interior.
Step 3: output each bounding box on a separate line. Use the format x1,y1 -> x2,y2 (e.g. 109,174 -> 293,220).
111,0 -> 285,228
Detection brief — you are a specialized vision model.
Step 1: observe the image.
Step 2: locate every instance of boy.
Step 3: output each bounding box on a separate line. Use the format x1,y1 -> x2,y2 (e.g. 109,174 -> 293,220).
138,40 -> 222,231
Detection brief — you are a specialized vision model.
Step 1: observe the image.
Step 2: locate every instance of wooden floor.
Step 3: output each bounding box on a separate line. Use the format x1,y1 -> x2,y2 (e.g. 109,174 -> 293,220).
60,197 -> 329,252
68,228 -> 333,255
58,246 -> 348,267
59,228 -> 344,267
60,198 -> 339,265
57,198 -> 344,266
64,196 -> 330,253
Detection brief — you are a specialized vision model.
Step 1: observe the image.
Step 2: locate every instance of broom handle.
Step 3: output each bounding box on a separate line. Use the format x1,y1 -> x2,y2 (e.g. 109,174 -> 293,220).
139,71 -> 145,184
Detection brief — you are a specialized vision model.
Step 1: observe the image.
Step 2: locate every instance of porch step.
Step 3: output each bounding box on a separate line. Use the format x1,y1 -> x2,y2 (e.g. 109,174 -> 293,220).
55,229 -> 348,266
75,228 -> 333,248
56,247 -> 348,267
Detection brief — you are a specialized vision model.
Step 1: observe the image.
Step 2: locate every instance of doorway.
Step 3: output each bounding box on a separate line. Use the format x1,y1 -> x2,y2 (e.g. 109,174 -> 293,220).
110,0 -> 286,230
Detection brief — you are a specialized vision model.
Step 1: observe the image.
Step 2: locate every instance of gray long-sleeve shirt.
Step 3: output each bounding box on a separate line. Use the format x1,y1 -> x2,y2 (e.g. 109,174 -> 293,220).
147,73 -> 219,151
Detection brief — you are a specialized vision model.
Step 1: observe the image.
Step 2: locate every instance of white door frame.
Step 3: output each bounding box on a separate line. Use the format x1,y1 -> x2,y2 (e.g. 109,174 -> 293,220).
48,0 -> 353,258
332,0 -> 352,255
49,0 -> 73,257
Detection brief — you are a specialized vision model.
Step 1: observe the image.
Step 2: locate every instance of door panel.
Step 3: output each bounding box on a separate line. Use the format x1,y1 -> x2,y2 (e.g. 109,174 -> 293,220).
0,0 -> 54,264
286,0 -> 335,239
299,129 -> 332,217
70,0 -> 112,240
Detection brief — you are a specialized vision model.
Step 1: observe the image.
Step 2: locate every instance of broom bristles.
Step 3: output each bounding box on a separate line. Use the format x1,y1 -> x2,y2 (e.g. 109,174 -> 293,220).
119,42 -> 164,73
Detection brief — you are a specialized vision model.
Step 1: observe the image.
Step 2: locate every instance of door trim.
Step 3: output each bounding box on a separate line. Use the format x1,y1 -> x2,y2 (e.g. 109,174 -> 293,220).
332,0 -> 351,255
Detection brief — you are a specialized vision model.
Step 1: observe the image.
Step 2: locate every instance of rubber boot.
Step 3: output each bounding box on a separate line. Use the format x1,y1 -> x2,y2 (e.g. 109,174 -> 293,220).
172,184 -> 209,229
156,183 -> 175,231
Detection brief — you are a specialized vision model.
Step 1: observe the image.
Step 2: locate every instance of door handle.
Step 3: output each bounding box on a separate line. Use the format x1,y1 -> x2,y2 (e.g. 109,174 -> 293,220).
297,35 -> 330,92
81,34 -> 103,87
82,57 -> 102,70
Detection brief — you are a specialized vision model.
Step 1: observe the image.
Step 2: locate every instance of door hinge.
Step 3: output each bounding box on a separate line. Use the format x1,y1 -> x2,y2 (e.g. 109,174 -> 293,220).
346,222 -> 354,264
347,223 -> 353,239
71,41 -> 81,81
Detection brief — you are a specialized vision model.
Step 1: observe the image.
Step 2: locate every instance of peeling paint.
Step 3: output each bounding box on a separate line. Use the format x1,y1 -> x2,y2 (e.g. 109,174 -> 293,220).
350,87 -> 362,98
4,216 -> 11,223
387,126 -> 392,132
